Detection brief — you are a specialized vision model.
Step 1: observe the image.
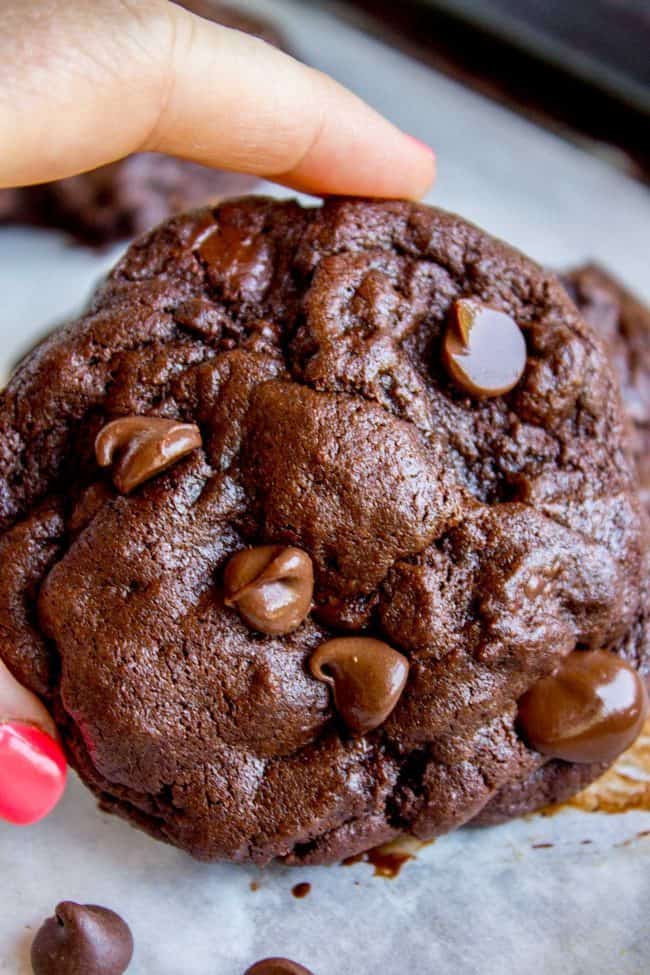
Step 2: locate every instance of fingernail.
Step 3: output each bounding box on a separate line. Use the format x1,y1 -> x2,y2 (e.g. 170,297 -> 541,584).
0,722 -> 67,825
405,134 -> 435,157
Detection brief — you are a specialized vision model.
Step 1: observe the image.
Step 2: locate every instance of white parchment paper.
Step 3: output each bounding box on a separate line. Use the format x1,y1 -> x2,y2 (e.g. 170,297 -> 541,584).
1,2 -> 650,972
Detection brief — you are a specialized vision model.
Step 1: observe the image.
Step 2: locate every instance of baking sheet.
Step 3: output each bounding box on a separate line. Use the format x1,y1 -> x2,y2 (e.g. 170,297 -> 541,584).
1,1 -> 650,972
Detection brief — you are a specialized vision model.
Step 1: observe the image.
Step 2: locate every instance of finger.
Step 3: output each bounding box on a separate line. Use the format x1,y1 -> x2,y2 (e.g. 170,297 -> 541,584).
0,661 -> 67,826
0,659 -> 57,739
147,8 -> 436,197
0,0 -> 435,199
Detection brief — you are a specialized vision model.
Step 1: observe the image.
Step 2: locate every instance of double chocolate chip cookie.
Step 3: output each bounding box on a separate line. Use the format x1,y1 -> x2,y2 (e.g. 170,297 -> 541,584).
0,197 -> 647,864
565,264 -> 650,515
0,2 -> 288,245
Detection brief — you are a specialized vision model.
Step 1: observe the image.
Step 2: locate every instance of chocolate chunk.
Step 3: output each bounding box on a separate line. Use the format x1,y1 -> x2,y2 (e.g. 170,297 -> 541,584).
442,298 -> 527,397
198,222 -> 273,303
95,416 -> 202,494
224,546 -> 313,635
244,959 -> 314,975
31,902 -> 133,975
312,593 -> 377,632
517,650 -> 649,763
310,637 -> 409,735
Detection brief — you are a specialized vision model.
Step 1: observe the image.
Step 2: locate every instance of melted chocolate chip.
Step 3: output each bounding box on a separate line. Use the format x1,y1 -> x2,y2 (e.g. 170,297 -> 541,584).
224,546 -> 314,635
31,902 -> 133,975
517,650 -> 649,763
442,298 -> 527,397
95,415 -> 202,494
309,637 -> 409,735
343,839 -> 418,878
291,882 -> 311,899
198,222 -> 271,302
173,297 -> 226,341
244,960 -> 313,975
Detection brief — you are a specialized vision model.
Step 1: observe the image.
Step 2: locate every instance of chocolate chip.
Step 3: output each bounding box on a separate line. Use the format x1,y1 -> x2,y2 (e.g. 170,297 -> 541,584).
309,637 -> 409,735
31,902 -> 133,975
517,650 -> 649,764
224,546 -> 314,635
95,415 -> 202,494
244,959 -> 314,975
442,298 -> 526,397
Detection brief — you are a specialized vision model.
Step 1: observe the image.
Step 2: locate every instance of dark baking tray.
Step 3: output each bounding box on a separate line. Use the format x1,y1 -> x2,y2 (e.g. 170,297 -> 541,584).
406,0 -> 650,115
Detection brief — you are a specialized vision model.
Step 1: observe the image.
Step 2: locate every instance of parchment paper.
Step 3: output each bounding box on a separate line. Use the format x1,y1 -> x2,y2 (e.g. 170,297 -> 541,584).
1,2 -> 650,972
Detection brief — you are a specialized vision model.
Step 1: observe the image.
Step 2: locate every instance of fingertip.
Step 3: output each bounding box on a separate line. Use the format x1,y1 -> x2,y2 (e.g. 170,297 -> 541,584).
274,73 -> 437,200
404,134 -> 435,156
275,126 -> 436,201
0,722 -> 67,826
401,135 -> 436,199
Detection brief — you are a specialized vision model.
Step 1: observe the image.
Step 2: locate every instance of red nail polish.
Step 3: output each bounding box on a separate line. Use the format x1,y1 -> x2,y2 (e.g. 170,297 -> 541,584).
406,134 -> 435,156
0,722 -> 67,825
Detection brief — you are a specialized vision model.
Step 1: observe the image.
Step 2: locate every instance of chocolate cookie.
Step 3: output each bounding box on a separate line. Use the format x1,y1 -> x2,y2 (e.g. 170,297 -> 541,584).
565,264 -> 649,514
0,197 -> 647,865
0,2 -> 288,246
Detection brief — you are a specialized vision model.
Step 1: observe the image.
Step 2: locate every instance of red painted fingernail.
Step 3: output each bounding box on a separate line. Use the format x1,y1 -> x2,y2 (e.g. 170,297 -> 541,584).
405,134 -> 435,156
0,722 -> 67,825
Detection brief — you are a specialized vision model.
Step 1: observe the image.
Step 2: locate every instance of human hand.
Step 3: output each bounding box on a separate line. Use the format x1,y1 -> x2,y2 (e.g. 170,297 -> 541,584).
0,0 -> 435,198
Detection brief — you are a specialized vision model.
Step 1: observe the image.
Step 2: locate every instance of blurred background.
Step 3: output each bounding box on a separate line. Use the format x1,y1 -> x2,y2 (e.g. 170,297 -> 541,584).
334,0 -> 650,181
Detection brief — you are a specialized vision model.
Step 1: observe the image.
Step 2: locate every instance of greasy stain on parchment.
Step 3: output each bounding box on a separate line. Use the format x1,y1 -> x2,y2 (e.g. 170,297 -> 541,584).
558,716 -> 650,814
343,835 -> 430,878
344,720 -> 650,876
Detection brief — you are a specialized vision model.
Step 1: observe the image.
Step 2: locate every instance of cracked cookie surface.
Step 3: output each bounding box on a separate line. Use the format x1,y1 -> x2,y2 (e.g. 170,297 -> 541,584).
564,264 -> 650,515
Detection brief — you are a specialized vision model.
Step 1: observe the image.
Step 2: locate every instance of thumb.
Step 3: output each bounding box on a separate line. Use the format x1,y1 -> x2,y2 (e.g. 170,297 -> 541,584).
0,0 -> 435,199
0,660 -> 67,826
0,659 -> 58,740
